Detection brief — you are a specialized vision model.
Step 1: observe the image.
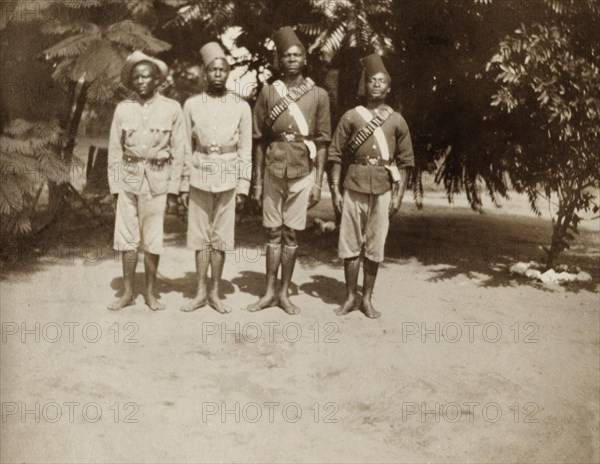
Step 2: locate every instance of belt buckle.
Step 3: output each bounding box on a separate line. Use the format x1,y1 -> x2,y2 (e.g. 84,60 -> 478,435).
284,133 -> 296,142
208,142 -> 221,155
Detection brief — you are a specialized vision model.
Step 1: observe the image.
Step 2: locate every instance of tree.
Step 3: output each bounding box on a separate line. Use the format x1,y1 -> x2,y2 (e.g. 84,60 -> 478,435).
0,119 -> 68,237
1,0 -> 172,234
386,0 -> 598,268
161,0 -> 393,103
487,0 -> 600,269
41,0 -> 171,163
389,0 -> 537,209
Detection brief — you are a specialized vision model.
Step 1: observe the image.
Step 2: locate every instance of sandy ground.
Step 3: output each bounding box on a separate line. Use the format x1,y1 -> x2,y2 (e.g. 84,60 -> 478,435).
1,146 -> 599,462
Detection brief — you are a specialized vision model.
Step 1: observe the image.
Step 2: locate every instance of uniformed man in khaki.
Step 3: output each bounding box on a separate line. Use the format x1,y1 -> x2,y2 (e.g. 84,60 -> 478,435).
328,54 -> 414,319
248,26 -> 331,315
107,51 -> 187,311
179,42 -> 252,314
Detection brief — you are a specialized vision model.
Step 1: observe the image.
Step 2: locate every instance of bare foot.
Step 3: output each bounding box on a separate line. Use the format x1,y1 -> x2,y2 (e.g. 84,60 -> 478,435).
208,292 -> 232,314
278,293 -> 300,315
361,298 -> 381,319
180,295 -> 208,312
335,294 -> 358,316
144,294 -> 166,311
246,293 -> 277,312
107,292 -> 136,311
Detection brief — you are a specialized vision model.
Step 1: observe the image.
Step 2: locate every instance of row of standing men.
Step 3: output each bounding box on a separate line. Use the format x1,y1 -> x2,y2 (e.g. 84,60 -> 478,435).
107,26 -> 414,319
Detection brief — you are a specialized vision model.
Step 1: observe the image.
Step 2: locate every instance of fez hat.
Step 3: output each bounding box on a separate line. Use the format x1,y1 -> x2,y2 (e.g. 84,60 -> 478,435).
120,50 -> 168,89
357,53 -> 390,97
272,26 -> 305,53
200,42 -> 227,67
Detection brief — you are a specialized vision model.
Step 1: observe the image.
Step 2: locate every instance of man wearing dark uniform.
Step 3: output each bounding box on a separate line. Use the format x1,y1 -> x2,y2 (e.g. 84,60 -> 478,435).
107,51 -> 187,311
328,54 -> 414,319
248,26 -> 331,314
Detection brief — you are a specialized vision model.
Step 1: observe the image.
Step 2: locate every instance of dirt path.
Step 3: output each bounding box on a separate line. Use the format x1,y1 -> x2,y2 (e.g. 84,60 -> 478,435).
1,190 -> 599,463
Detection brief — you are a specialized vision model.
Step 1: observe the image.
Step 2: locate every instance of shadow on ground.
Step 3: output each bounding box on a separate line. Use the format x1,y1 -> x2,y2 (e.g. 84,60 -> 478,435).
108,272 -> 236,301
2,197 -> 598,294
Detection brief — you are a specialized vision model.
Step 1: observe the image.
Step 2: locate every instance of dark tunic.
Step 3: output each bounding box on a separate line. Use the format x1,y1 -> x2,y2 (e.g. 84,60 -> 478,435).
328,106 -> 414,195
252,78 -> 331,180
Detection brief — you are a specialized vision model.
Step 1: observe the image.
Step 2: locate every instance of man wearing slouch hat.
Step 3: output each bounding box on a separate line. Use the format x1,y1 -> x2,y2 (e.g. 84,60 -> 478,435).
179,42 -> 252,314
247,26 -> 331,315
107,51 -> 187,311
328,54 -> 414,319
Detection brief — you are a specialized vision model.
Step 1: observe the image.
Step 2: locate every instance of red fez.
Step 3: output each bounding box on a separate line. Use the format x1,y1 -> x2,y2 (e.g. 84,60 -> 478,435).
363,53 -> 389,79
358,53 -> 390,97
200,42 -> 227,67
272,26 -> 304,53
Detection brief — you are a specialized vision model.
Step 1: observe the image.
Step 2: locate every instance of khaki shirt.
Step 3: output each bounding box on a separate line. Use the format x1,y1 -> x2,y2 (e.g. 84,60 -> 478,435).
108,94 -> 186,195
181,92 -> 252,195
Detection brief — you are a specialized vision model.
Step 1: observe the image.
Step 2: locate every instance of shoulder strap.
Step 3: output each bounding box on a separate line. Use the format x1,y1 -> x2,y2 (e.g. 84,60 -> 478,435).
344,105 -> 394,158
264,78 -> 315,128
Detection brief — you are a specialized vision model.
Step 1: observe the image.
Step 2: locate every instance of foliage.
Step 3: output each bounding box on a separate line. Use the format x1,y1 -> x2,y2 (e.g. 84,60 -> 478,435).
0,120 -> 68,236
162,0 -> 394,81
486,0 -> 600,268
41,0 -> 171,105
2,0 -> 597,270
389,0 -> 528,210
299,0 -> 394,63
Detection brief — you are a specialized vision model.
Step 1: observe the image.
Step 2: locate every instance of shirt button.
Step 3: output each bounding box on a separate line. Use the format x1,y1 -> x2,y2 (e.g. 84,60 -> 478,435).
372,144 -> 377,150
288,124 -> 293,129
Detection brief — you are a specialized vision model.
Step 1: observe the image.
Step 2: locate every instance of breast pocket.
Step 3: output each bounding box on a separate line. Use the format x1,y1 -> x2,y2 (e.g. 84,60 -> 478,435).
150,123 -> 172,148
121,125 -> 138,146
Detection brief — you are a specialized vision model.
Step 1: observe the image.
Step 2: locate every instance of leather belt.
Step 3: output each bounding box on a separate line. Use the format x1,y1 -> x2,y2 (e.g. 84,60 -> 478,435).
123,154 -> 171,168
197,143 -> 237,155
353,156 -> 391,166
273,132 -> 312,143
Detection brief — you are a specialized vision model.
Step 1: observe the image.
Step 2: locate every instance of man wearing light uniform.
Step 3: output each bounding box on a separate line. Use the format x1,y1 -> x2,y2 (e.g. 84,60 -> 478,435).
179,42 -> 252,314
107,51 -> 187,311
328,54 -> 414,319
248,26 -> 331,315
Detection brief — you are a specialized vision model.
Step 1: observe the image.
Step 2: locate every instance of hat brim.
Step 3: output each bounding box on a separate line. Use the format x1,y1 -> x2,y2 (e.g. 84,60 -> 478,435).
121,51 -> 168,89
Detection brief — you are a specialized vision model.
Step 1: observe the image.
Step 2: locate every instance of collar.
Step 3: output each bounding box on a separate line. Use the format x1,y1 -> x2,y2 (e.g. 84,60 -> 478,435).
363,103 -> 391,116
204,89 -> 230,99
134,92 -> 159,107
280,75 -> 306,88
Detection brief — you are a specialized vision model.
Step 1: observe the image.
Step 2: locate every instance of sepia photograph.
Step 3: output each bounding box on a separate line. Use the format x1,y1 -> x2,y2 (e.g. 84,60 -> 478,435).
1,0 -> 598,462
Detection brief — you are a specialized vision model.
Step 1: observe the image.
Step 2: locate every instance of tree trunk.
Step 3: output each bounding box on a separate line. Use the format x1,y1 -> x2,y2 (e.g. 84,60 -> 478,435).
38,80 -> 89,233
544,191 -> 578,271
63,81 -> 90,163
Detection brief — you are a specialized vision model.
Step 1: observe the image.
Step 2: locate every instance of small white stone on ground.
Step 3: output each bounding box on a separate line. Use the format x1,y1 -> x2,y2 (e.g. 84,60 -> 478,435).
525,269 -> 541,279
